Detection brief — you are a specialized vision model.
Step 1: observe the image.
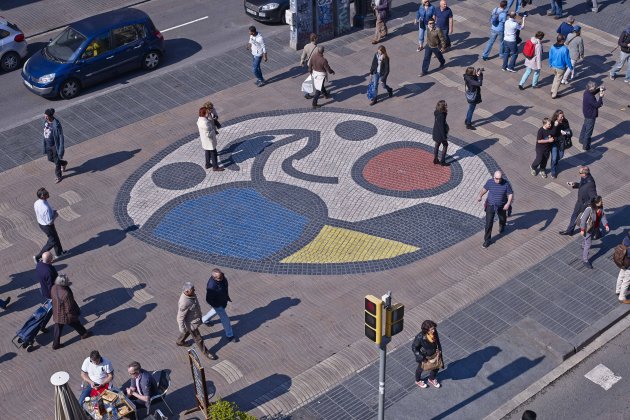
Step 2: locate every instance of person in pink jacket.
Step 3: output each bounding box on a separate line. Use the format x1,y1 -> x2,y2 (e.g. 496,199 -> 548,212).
518,31 -> 544,89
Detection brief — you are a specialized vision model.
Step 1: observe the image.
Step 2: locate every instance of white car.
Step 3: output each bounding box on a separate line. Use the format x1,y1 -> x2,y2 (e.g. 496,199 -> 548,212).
0,17 -> 27,72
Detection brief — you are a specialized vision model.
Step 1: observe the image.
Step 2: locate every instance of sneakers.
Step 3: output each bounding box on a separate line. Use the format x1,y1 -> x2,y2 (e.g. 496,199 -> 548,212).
560,80 -> 568,85
530,167 -> 537,176
609,74 -> 615,80
583,261 -> 593,269
506,68 -> 516,73
501,68 -> 507,72
482,241 -> 491,249
428,378 -> 441,388
416,380 -> 428,389
204,352 -> 218,360
55,250 -> 69,259
465,124 -> 476,130
539,171 -> 547,178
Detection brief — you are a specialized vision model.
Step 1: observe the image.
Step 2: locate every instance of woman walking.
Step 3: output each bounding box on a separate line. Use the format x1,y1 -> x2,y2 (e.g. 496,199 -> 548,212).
550,109 -> 572,178
412,320 -> 443,389
51,274 -> 91,350
519,31 -> 544,90
463,67 -> 483,130
580,196 -> 609,269
368,45 -> 393,105
414,0 -> 436,51
197,103 -> 224,172
530,117 -> 554,178
432,100 -> 449,166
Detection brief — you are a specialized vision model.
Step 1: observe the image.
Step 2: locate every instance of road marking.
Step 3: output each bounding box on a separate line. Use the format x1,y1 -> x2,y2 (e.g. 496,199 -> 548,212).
60,190 -> 81,205
57,206 -> 81,221
161,16 -> 209,33
584,364 -> 621,390
544,182 -> 571,197
210,360 -> 243,384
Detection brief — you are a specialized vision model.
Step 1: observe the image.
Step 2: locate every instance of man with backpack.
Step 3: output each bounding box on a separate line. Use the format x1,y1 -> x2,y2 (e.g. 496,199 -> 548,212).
609,24 -> 630,82
482,1 -> 508,61
614,231 -> 630,304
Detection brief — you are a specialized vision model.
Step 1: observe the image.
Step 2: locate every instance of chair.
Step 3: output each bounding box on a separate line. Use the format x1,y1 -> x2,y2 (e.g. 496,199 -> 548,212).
149,370 -> 173,415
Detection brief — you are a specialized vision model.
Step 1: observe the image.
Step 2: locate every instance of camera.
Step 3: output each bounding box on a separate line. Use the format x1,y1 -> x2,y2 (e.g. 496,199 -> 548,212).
476,67 -> 485,73
599,86 -> 606,92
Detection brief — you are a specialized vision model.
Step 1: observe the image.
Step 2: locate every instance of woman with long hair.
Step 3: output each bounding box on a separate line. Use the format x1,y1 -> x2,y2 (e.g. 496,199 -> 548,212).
580,196 -> 609,269
463,67 -> 483,130
432,100 -> 449,166
550,109 -> 572,178
368,45 -> 393,105
197,103 -> 224,171
412,320 -> 443,389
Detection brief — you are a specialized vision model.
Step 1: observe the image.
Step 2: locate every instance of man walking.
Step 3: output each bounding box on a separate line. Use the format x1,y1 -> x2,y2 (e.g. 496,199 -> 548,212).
609,24 -> 630,82
419,19 -> 446,76
559,166 -> 597,236
502,12 -> 525,72
309,46 -> 335,109
247,26 -> 267,87
548,35 -> 573,99
578,81 -> 604,151
482,1 -> 508,61
202,268 -> 236,342
434,0 -> 454,49
548,0 -> 563,19
43,109 -> 67,184
561,26 -> 584,84
36,251 -> 57,332
34,188 -> 67,263
478,171 -> 513,249
372,0 -> 388,44
556,15 -> 575,38
616,231 -> 630,304
176,282 -> 218,360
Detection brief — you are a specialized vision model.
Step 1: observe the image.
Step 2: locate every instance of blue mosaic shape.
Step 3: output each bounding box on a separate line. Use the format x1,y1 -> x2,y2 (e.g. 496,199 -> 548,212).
153,187 -> 309,260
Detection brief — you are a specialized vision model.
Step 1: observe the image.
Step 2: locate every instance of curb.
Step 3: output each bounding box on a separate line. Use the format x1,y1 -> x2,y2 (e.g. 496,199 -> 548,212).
485,310 -> 630,420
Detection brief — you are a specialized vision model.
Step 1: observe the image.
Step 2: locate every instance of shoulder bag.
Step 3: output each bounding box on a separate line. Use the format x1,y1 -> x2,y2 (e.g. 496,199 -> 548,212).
421,350 -> 444,371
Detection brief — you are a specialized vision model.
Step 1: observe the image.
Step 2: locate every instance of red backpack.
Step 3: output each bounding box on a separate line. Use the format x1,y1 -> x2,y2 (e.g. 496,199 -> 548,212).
522,39 -> 536,59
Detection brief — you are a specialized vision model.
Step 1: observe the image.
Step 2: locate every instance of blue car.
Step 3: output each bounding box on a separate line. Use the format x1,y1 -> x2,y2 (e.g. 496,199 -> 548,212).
22,8 -> 164,99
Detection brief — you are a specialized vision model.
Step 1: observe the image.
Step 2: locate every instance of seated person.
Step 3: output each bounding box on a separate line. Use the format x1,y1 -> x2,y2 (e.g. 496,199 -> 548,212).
126,361 -> 158,413
83,40 -> 101,58
80,350 -> 114,402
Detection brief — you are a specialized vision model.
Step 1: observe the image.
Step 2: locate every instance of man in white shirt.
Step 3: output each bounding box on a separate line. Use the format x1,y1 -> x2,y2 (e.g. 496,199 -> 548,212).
34,188 -> 66,262
247,26 -> 267,87
502,12 -> 525,72
79,350 -> 114,402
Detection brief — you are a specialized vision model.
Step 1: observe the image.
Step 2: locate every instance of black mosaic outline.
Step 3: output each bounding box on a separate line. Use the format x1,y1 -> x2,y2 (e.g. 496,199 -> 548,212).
351,141 -> 464,198
114,108 -> 500,275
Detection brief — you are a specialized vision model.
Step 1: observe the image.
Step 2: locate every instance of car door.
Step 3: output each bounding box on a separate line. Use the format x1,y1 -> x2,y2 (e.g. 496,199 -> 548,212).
110,24 -> 145,73
74,31 -> 117,86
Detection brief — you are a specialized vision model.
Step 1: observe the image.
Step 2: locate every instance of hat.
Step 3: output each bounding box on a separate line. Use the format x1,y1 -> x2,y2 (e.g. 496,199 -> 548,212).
567,15 -> 575,23
572,25 -> 581,33
182,282 -> 194,292
44,108 -> 55,117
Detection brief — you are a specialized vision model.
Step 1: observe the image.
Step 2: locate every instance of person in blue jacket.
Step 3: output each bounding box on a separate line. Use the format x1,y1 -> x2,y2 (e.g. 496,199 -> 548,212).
548,35 -> 573,99
414,0 -> 436,51
482,1 -> 508,61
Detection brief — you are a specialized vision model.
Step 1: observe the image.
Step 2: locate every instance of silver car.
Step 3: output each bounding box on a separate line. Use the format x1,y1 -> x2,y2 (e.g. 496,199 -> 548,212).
0,17 -> 27,72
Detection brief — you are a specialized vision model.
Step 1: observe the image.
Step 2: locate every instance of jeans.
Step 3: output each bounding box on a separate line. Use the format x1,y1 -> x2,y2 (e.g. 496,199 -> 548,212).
616,268 -> 630,301
550,0 -> 562,17
418,26 -> 426,45
465,102 -> 477,125
252,55 -> 264,83
372,73 -> 392,98
550,144 -> 564,177
550,67 -> 565,97
579,117 -> 596,149
507,0 -> 521,13
482,30 -> 504,59
519,67 -> 540,87
201,305 -> 234,338
502,41 -> 518,70
484,204 -> 507,243
36,223 -> 63,260
422,47 -> 445,74
610,50 -> 630,81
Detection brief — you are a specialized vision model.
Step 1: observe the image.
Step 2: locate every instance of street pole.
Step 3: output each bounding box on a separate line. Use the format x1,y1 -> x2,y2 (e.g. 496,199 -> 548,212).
377,336 -> 388,420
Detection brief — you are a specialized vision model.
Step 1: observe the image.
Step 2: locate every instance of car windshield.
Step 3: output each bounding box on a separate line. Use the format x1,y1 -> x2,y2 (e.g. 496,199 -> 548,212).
44,27 -> 87,63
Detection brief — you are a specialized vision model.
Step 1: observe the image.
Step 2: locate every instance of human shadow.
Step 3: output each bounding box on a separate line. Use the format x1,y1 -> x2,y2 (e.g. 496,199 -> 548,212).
0,352 -> 17,365
593,121 -> 630,147
63,149 -> 141,179
222,373 -> 292,412
454,138 -> 497,157
562,146 -> 606,169
446,53 -> 478,68
399,81 -> 435,99
329,73 -> 371,102
439,346 -> 502,381
69,225 -> 139,259
91,303 -> 157,335
452,36 -> 487,51
160,381 -> 216,419
509,209 -> 558,232
219,135 -> 275,170
81,286 -> 136,319
206,297 -> 301,355
590,205 -> 630,261
432,356 -> 545,419
266,66 -> 306,85
473,105 -> 532,127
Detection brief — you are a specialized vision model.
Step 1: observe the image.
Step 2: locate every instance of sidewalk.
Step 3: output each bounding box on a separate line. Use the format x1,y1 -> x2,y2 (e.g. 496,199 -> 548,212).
0,0 -> 628,419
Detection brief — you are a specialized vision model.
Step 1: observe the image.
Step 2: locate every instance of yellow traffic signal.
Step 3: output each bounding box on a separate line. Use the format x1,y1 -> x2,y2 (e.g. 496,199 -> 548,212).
365,295 -> 383,344
385,303 -> 404,337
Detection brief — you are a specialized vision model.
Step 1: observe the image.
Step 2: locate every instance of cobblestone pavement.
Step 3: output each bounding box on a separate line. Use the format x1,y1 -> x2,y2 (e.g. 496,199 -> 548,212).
0,1 -> 629,419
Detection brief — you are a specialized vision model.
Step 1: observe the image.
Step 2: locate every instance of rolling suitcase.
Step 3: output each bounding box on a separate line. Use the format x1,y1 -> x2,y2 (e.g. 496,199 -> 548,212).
12,300 -> 52,350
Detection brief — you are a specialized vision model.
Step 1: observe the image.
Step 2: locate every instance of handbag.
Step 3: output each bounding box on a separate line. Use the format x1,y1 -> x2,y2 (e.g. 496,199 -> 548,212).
367,77 -> 377,101
421,350 -> 444,371
563,135 -> 573,149
465,86 -> 478,103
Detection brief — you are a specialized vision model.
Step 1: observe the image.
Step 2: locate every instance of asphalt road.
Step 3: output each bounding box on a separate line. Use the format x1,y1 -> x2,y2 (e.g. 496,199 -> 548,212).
0,0 -> 287,130
507,325 -> 630,420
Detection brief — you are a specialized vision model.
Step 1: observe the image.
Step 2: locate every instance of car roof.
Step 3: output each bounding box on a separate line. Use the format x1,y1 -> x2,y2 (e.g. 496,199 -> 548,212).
69,8 -> 150,35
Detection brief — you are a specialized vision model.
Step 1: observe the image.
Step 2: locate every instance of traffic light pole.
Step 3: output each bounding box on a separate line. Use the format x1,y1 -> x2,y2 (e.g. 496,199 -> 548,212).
377,336 -> 389,420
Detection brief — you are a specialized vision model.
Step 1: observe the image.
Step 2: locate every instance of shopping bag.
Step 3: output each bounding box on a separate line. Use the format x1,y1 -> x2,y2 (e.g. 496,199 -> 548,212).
367,77 -> 377,101
301,75 -> 314,95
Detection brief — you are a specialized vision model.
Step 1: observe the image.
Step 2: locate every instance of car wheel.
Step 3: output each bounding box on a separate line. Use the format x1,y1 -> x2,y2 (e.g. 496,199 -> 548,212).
1,52 -> 20,72
142,51 -> 161,70
59,79 -> 80,99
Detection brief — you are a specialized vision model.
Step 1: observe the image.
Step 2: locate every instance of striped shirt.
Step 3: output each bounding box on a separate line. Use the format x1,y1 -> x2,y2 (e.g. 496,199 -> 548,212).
484,179 -> 513,206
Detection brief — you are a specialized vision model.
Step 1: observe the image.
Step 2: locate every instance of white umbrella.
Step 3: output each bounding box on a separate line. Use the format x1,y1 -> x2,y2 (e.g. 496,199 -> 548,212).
51,371 -> 88,420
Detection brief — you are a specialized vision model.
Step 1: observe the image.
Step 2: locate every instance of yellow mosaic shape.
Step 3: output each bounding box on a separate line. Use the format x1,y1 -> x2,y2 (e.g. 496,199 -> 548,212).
281,225 -> 419,264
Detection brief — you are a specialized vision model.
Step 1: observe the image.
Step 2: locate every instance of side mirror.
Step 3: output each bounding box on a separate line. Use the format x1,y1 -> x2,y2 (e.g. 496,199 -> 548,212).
76,59 -> 85,65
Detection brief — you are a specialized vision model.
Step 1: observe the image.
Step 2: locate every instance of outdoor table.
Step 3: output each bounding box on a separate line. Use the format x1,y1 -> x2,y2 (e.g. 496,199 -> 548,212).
82,388 -> 137,419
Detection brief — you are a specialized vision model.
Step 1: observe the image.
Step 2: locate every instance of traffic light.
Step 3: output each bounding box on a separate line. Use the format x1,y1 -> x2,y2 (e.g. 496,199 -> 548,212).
385,303 -> 404,337
364,295 -> 382,344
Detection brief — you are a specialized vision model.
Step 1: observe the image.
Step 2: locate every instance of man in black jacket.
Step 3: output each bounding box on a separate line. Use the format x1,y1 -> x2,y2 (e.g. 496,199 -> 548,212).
201,268 -> 235,341
560,166 -> 597,236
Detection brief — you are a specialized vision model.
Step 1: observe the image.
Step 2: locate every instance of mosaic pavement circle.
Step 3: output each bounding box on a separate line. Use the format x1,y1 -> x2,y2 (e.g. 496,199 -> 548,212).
114,108 -> 499,275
